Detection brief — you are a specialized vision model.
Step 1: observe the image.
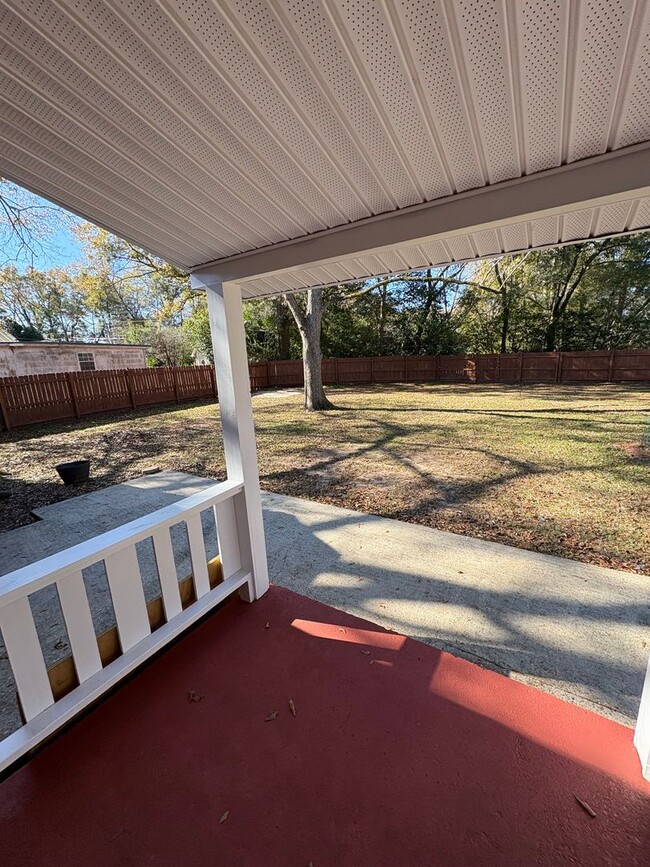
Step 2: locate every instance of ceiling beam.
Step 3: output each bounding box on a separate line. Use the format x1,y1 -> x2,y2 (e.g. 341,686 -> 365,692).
191,143 -> 650,289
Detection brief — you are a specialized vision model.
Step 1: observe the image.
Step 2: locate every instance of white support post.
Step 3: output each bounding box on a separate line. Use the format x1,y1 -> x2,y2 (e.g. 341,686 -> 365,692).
635,652 -> 650,780
197,278 -> 269,600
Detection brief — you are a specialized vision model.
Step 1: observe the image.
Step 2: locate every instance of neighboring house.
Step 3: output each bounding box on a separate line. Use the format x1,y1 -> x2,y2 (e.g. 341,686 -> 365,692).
0,330 -> 147,377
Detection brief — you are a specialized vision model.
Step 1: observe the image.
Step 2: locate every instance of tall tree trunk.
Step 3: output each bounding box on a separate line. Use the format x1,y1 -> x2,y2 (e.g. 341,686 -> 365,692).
283,288 -> 334,411
545,320 -> 557,352
273,298 -> 292,359
500,296 -> 510,353
377,286 -> 388,354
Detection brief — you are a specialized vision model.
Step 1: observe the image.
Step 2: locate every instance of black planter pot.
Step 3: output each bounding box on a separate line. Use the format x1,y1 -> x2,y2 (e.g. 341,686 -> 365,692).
55,460 -> 91,485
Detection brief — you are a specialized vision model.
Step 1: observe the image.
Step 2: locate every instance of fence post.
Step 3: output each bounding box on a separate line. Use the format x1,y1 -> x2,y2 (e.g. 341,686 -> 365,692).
172,367 -> 180,403
518,352 -> 524,383
125,369 -> 135,408
555,352 -> 563,383
0,381 -> 11,431
370,356 -> 375,384
67,372 -> 80,418
434,354 -> 439,382
335,358 -> 340,385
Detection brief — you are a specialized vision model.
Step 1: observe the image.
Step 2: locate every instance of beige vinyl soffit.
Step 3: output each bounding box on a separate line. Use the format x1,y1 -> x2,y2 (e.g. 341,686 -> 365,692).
0,0 -> 648,271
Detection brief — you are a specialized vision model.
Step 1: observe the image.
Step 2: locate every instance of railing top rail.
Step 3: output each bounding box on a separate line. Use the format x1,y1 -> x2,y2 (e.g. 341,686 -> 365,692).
0,480 -> 243,607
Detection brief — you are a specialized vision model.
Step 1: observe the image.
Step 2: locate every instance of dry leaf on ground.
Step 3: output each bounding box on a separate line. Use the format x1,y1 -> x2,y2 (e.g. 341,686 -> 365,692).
575,796 -> 596,817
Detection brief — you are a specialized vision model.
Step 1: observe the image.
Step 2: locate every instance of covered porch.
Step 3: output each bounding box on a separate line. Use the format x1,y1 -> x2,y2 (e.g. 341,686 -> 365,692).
1,583 -> 648,866
0,1 -> 649,862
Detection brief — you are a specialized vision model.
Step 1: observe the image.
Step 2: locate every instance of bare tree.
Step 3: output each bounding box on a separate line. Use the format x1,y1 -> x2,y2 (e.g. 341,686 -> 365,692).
0,179 -> 75,267
282,287 -> 334,411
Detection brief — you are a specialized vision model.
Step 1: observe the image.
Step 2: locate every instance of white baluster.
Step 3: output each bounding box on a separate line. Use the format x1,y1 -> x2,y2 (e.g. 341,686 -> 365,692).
104,547 -> 150,651
214,497 -> 241,580
0,597 -> 53,720
185,513 -> 210,598
57,570 -> 102,683
152,529 -> 182,620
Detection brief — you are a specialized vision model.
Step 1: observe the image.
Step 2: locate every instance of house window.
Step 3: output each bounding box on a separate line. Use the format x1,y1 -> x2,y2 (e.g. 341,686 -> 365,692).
77,352 -> 96,371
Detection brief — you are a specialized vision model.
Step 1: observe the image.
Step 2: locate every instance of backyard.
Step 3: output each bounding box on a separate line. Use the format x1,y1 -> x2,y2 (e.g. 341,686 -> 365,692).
1,382 -> 648,574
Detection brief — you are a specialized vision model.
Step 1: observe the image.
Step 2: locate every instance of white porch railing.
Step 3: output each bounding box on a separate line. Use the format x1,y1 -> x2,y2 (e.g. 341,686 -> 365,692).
635,655 -> 650,781
0,480 -> 251,773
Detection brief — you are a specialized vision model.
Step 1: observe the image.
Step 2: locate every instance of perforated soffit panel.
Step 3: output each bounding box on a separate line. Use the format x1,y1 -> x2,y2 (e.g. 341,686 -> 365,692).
0,0 -> 649,280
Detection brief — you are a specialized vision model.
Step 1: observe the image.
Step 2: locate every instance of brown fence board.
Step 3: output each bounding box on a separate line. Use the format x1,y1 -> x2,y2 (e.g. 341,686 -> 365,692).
561,351 -> 610,381
520,352 -> 557,382
70,369 -> 132,415
321,359 -> 337,384
612,349 -> 650,381
174,365 -> 215,400
372,356 -> 408,383
249,362 -> 270,390
268,360 -> 303,387
438,355 -> 472,382
128,368 -> 176,406
405,355 -> 437,381
0,350 -> 648,431
336,357 -> 373,383
0,373 -> 74,427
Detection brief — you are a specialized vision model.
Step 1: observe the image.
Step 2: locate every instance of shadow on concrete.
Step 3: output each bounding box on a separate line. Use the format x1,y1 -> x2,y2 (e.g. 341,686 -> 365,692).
262,495 -> 649,725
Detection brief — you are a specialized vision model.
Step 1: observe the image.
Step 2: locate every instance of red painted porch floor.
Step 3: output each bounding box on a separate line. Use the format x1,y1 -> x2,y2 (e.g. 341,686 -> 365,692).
1,586 -> 648,866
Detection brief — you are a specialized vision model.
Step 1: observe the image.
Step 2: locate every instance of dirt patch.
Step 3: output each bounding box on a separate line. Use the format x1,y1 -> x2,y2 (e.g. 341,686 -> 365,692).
614,442 -> 650,461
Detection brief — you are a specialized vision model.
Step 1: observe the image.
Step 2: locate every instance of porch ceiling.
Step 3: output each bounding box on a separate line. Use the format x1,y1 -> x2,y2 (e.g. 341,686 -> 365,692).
0,1 -> 649,288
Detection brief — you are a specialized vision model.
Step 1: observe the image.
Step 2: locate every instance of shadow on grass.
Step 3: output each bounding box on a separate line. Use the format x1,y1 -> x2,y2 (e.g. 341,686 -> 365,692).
0,398 -> 220,445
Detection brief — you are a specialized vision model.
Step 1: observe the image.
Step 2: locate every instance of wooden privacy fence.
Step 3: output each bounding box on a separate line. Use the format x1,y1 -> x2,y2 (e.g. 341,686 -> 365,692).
249,349 -> 650,390
0,365 -> 215,430
1,350 -> 649,430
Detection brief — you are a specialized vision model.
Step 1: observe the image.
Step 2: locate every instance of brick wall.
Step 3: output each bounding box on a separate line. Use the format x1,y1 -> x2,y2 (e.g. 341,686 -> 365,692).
0,344 -> 147,377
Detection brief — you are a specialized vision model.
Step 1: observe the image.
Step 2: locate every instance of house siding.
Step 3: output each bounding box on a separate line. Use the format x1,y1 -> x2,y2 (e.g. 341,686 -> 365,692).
0,345 -> 147,377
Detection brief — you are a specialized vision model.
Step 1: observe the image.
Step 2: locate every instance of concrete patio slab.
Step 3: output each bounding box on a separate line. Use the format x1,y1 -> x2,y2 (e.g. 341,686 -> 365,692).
262,492 -> 649,728
0,471 -> 647,739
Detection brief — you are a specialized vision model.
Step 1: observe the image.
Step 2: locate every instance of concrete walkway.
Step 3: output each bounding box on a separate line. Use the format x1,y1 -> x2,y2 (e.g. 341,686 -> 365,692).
1,471 -> 648,737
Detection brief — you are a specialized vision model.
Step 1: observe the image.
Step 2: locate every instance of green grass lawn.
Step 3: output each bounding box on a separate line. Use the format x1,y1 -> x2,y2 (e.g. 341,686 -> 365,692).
1,383 -> 648,574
